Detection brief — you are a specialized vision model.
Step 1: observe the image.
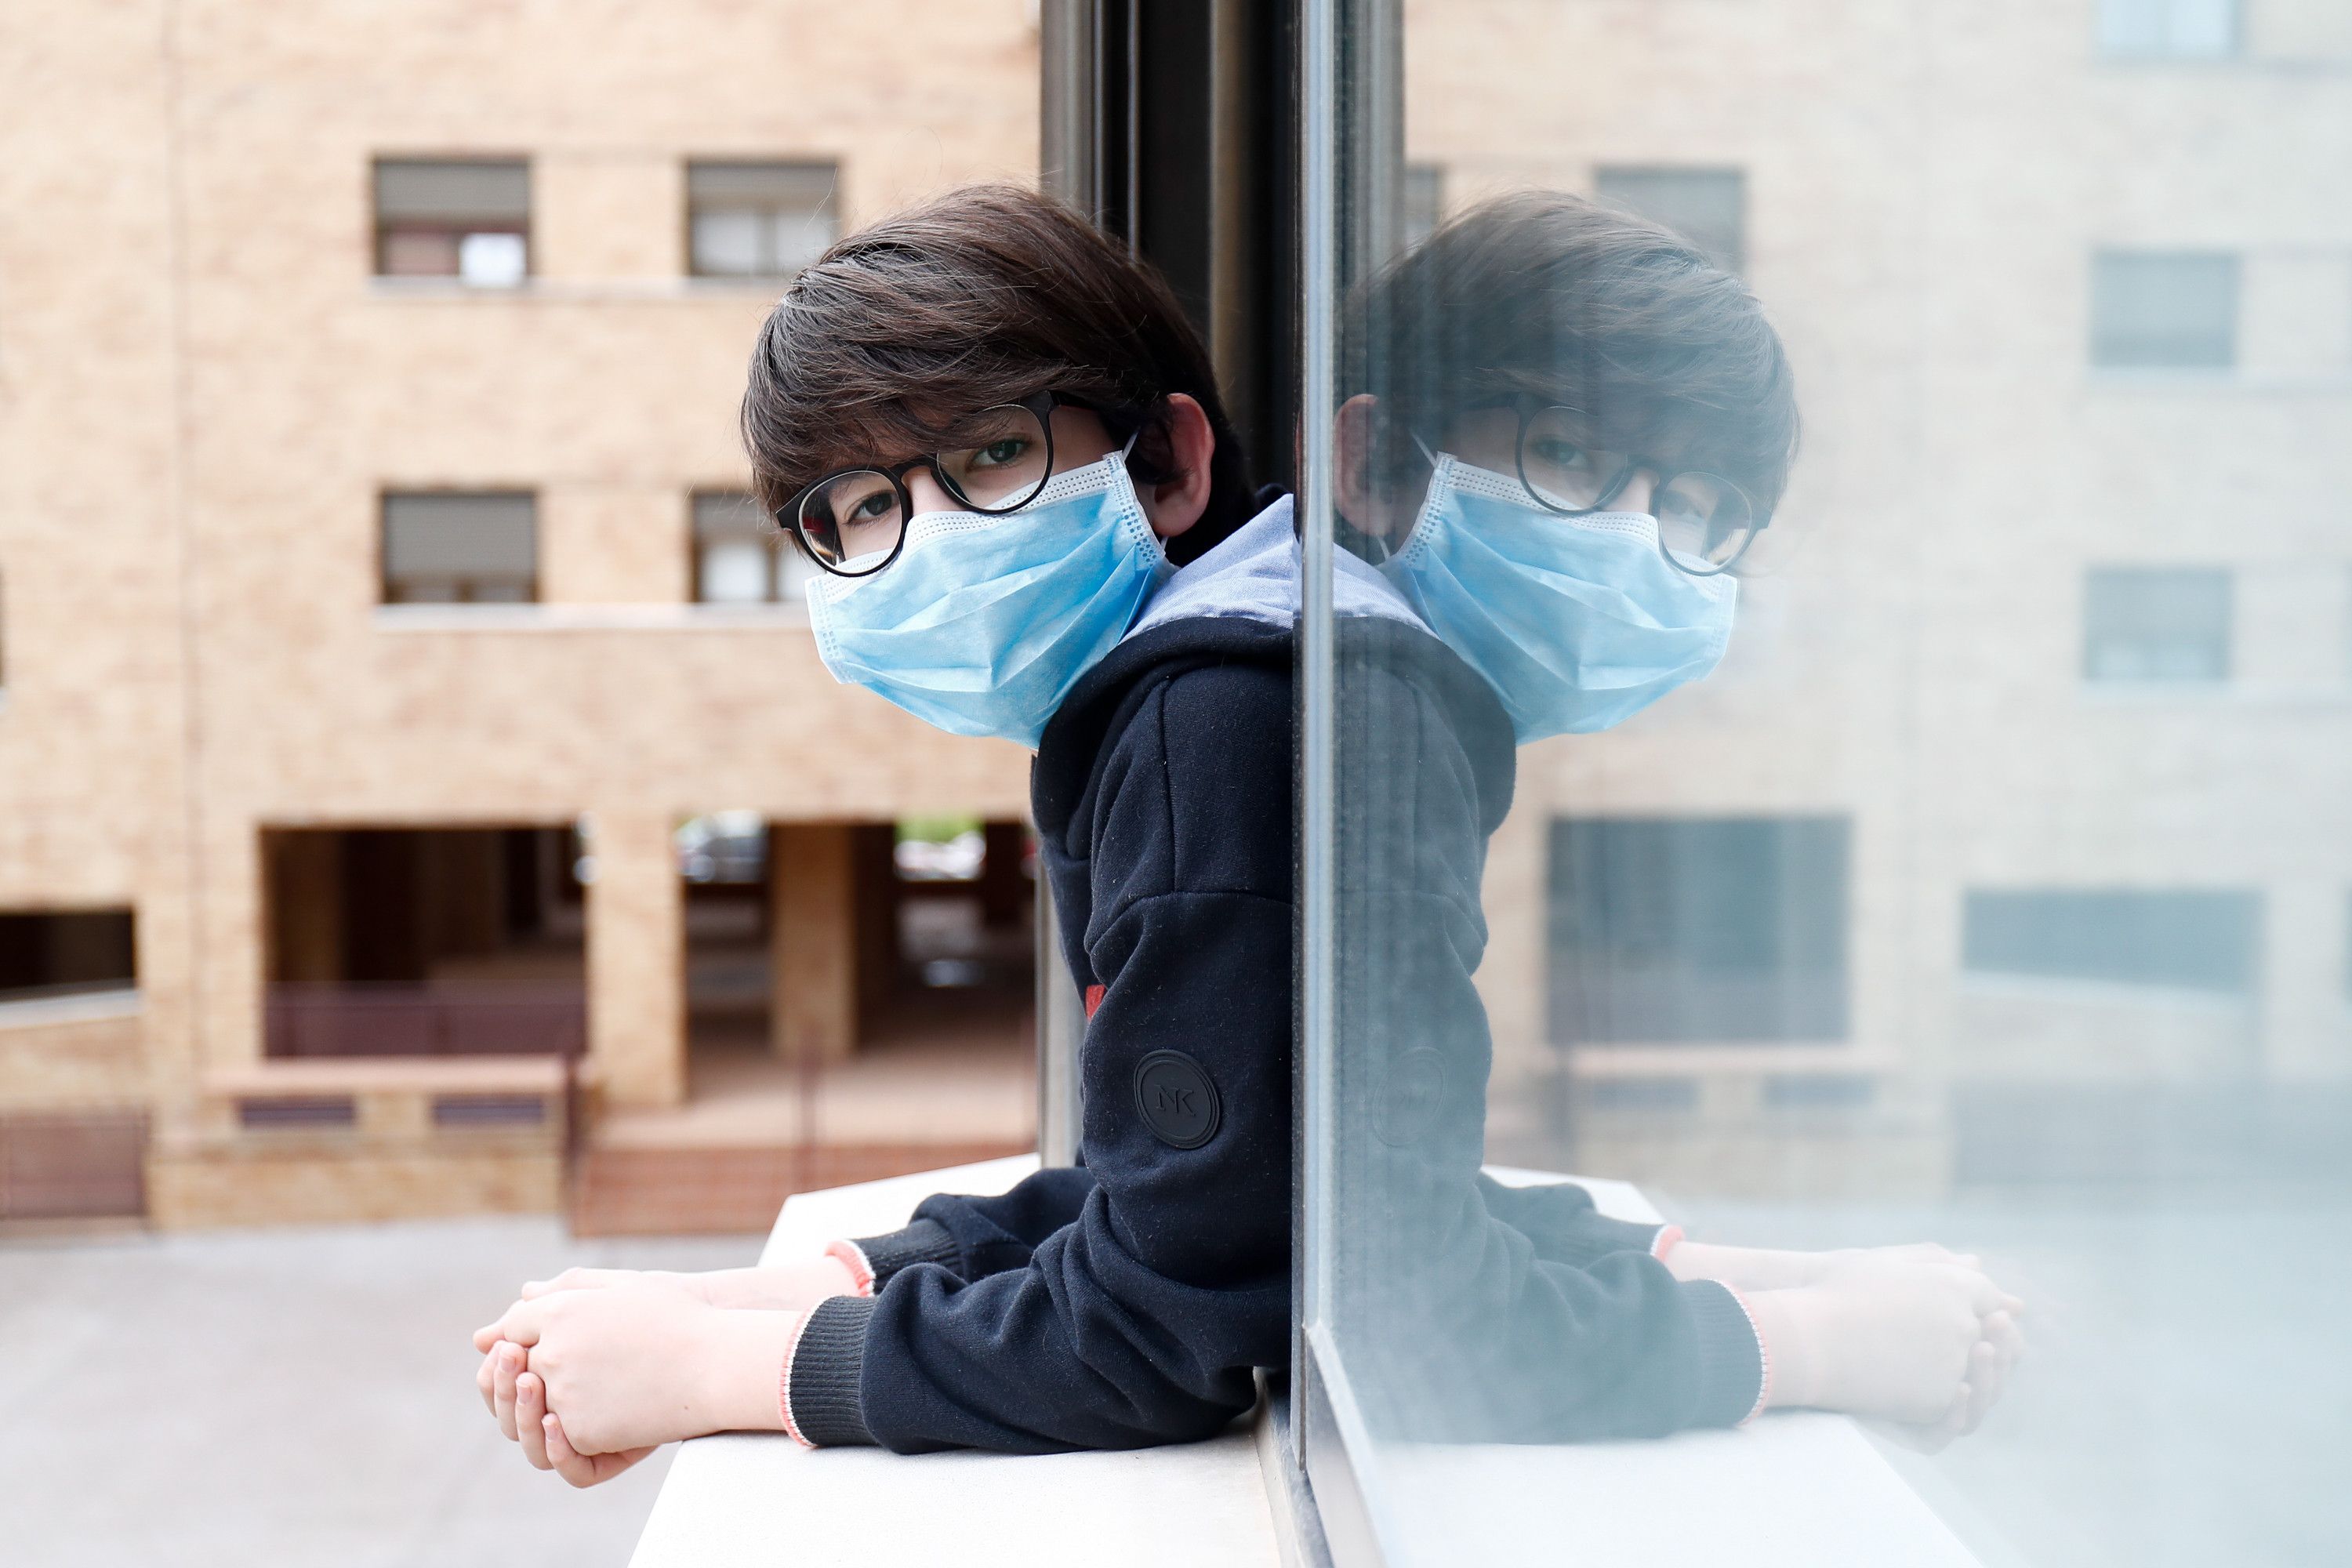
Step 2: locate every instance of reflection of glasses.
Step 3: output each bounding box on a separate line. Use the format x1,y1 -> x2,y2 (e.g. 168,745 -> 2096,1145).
1466,398 -> 1766,576
779,390 -> 1127,578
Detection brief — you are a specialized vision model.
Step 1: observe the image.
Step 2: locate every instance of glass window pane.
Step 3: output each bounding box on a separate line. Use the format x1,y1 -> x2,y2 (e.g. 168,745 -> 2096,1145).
1594,167 -> 1747,274
1299,2 -> 2351,1563
686,159 -> 839,278
697,539 -> 771,604
381,493 -> 536,604
2091,251 -> 2239,367
690,209 -> 765,277
2084,565 -> 2232,681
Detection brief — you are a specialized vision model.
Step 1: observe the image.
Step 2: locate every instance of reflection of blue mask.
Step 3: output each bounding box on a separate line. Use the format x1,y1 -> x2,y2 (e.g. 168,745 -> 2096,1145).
1379,453 -> 1736,742
809,448 -> 1169,749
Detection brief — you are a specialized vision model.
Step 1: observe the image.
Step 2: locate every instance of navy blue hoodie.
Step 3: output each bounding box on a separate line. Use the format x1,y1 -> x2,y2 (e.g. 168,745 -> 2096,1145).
779,499 -> 1765,1452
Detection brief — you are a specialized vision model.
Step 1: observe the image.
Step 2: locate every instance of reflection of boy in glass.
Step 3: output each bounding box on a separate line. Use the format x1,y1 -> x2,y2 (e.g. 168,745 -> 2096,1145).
1330,191 -> 2024,1442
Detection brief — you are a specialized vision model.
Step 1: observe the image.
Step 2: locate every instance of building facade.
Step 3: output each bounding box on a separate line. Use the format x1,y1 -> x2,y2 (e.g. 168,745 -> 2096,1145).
1412,0 -> 2352,1194
0,0 -> 1041,1227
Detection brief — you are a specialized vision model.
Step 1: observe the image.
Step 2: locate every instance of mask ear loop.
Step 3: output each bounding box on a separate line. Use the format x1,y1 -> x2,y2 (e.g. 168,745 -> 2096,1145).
1386,432 -> 1450,560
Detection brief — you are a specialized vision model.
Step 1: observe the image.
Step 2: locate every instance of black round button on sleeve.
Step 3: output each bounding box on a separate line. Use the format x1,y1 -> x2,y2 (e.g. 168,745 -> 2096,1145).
1131,1050 -> 1221,1149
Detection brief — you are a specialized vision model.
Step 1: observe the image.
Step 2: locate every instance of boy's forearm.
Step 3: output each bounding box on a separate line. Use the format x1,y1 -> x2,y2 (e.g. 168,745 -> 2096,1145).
1664,1240 -> 1824,1292
695,1256 -> 861,1310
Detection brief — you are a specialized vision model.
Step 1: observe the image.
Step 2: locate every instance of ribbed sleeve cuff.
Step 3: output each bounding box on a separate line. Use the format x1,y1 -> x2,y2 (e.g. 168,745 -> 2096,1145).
1680,1279 -> 1769,1428
782,1294 -> 878,1448
846,1218 -> 963,1289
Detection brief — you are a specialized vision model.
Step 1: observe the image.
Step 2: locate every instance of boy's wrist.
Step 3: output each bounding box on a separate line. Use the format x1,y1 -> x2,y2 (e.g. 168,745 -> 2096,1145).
1740,1288 -> 1821,1410
689,1308 -> 801,1435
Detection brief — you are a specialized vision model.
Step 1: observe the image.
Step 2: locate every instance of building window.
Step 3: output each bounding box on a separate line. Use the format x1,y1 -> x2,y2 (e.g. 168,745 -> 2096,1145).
1548,815 -> 1849,1044
1595,166 -> 1746,274
2084,566 -> 2231,682
2098,0 -> 2239,59
2090,251 -> 2238,368
373,158 -> 531,286
687,162 -> 840,279
0,909 -> 136,1002
1964,889 -> 2261,993
693,492 -> 813,604
380,493 -> 537,604
1402,163 -> 1445,251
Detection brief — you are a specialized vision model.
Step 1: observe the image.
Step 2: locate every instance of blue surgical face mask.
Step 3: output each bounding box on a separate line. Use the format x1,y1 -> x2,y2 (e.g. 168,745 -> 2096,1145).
1378,452 -> 1737,742
808,445 -> 1170,749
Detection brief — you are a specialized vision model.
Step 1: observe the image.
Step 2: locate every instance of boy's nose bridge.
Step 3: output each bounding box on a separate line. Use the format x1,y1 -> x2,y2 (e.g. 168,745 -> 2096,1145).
904,464 -> 960,517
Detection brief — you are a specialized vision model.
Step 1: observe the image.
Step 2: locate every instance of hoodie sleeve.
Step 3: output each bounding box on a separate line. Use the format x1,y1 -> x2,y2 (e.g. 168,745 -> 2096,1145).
782,659 -> 1293,1452
1324,626 -> 1763,1441
836,1167 -> 1102,1293
1475,1174 -> 1679,1267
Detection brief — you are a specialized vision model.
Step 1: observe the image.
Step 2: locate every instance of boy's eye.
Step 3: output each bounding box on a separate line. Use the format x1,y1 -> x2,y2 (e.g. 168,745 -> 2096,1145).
969,437 -> 1033,470
1527,437 -> 1596,472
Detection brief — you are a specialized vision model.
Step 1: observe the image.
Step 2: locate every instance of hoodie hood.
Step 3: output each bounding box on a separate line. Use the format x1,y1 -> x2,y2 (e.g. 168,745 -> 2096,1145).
1125,492 -> 1426,641
1033,492 -> 1517,849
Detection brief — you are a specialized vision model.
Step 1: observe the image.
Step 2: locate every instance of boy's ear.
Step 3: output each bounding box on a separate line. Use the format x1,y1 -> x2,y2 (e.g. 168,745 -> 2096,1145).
1334,394 -> 1413,539
1140,393 -> 1215,540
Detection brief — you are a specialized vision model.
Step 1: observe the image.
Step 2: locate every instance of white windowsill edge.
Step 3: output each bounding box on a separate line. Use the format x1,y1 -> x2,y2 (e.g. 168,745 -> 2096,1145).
365,277 -> 794,304
0,987 -> 141,1030
373,603 -> 809,632
630,1155 -> 1985,1568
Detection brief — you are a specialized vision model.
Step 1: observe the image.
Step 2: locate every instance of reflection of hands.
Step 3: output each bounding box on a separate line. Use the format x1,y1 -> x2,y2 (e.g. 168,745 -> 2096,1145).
1748,1256 -> 2026,1428
472,1282 -> 797,1458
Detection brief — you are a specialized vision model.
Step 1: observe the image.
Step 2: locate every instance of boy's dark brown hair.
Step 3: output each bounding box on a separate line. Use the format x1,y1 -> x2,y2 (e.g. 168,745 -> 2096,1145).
1344,189 -> 1798,519
742,184 -> 1257,566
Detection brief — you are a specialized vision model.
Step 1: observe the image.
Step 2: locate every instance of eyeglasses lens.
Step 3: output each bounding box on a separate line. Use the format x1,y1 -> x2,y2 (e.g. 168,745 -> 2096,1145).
800,470 -> 906,573
1655,472 -> 1756,572
1518,405 -> 1627,513
937,403 -> 1053,513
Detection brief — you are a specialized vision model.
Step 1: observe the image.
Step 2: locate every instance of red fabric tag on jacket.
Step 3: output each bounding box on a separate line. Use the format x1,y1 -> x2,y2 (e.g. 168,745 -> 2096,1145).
1083,984 -> 1106,1019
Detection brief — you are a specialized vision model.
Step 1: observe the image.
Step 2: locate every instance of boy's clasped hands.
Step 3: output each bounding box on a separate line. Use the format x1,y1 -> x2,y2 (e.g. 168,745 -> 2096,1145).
472,1236 -> 2024,1482
470,1254 -> 862,1487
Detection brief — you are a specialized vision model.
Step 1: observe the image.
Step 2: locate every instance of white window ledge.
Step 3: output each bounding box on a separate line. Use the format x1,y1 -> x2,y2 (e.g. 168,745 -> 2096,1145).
373,603 -> 808,633
630,1156 -> 1983,1568
0,986 -> 140,1030
365,278 -> 789,306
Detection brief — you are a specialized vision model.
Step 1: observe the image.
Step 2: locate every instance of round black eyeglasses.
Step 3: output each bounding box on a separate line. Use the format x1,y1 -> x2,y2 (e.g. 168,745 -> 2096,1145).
778,390 -> 1125,579
1482,399 -> 1768,577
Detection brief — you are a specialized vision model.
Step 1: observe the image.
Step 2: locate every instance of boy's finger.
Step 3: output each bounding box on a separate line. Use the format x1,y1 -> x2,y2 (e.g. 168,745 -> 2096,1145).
516,1374 -> 554,1472
544,1414 -> 597,1487
546,1414 -> 652,1489
493,1341 -> 523,1441
476,1349 -> 500,1415
1961,1341 -> 2002,1434
1986,1309 -> 2027,1367
472,1322 -> 503,1354
492,1298 -> 546,1347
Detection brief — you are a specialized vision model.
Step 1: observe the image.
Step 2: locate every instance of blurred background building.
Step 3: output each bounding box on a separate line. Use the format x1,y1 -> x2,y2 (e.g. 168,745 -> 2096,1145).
1429,0 -> 2352,1200
0,0 -> 1043,1232
3,0 -> 2347,1232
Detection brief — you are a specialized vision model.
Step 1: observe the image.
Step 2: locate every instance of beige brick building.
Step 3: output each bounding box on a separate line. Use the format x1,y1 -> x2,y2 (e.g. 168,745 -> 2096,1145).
6,0 -> 2346,1229
0,0 -> 1044,1228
